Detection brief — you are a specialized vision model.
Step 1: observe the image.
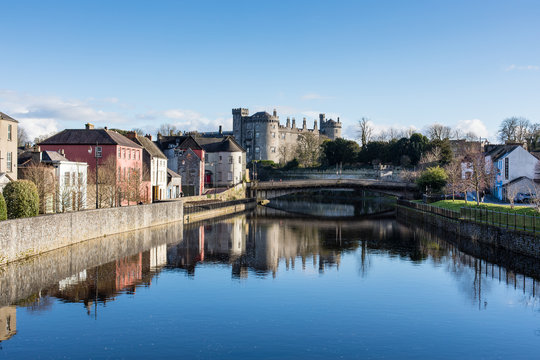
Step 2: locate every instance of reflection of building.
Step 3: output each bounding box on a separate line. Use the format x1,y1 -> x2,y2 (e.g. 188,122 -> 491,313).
0,306 -> 16,342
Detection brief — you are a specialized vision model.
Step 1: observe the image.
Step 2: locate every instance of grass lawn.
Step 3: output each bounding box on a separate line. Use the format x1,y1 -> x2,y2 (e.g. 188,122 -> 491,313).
429,200 -> 539,216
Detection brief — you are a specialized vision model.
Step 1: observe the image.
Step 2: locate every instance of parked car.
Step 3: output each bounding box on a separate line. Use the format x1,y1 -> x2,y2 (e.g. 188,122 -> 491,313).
515,192 -> 534,203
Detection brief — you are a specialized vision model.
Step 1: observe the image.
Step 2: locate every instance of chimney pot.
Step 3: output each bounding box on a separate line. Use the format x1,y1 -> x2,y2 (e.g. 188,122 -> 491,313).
85,123 -> 94,130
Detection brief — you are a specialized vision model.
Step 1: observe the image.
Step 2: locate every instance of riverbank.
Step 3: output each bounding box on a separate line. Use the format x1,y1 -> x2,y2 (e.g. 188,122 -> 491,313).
0,200 -> 184,265
397,200 -> 540,258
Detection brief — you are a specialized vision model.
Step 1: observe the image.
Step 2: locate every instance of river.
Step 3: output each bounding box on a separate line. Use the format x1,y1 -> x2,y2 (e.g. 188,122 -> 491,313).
0,190 -> 539,359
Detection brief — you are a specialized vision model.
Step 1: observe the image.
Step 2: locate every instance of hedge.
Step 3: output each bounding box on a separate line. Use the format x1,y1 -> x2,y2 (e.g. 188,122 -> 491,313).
3,180 -> 40,219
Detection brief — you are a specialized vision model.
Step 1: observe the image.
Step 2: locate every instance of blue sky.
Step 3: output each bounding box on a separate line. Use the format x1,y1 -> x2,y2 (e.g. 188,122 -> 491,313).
1,0 -> 539,141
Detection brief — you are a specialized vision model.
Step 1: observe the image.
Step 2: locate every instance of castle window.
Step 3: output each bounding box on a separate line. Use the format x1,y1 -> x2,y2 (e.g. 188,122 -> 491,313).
282,134 -> 286,139
229,156 -> 233,164
238,156 -> 242,164
271,147 -> 276,153
255,124 -> 260,129
271,132 -> 275,138
246,146 -> 251,153
255,146 -> 260,153
255,132 -> 260,138
247,131 -> 252,137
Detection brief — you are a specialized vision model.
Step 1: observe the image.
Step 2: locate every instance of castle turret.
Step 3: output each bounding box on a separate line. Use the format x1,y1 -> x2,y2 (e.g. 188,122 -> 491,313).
232,108 -> 249,143
286,117 -> 290,128
292,117 -> 296,129
319,113 -> 325,125
302,117 -> 307,129
314,120 -> 318,131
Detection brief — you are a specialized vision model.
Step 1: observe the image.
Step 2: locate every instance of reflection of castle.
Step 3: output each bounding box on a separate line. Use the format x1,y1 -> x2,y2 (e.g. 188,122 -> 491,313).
0,306 -> 16,342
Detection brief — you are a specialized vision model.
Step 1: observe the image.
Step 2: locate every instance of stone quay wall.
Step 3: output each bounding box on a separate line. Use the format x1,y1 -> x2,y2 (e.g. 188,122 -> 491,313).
0,200 -> 184,265
396,202 -> 540,259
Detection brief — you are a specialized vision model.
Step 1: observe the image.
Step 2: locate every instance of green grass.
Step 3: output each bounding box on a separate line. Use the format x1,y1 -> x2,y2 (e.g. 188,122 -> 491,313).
429,200 -> 539,216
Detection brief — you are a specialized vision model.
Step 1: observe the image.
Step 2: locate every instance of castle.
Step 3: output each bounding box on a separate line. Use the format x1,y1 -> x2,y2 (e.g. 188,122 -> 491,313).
232,108 -> 342,163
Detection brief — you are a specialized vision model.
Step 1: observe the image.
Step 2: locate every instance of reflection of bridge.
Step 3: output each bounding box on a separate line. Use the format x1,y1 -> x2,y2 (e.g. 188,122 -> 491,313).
248,179 -> 418,200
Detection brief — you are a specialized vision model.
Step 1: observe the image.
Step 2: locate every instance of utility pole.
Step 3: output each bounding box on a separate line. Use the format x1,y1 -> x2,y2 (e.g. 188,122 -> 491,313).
95,142 -> 101,209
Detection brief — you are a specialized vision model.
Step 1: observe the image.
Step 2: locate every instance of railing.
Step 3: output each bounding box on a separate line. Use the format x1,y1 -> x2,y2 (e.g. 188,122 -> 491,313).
398,199 -> 540,234
460,207 -> 540,233
183,198 -> 255,215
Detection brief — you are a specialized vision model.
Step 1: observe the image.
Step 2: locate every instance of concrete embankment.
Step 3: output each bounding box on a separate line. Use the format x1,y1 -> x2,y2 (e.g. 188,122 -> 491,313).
397,201 -> 540,259
184,198 -> 256,224
0,200 -> 184,265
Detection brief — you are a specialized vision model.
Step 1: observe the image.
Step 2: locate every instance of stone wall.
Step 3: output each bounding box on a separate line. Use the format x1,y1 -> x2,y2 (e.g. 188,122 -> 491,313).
397,204 -> 540,258
0,200 -> 183,265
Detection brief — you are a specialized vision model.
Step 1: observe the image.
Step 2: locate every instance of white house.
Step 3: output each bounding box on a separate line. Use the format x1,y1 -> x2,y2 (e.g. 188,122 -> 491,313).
19,147 -> 88,212
485,145 -> 539,201
199,137 -> 246,187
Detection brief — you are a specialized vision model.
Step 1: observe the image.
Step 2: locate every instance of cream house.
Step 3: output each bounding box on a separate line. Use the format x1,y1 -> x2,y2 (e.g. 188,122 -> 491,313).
0,112 -> 18,190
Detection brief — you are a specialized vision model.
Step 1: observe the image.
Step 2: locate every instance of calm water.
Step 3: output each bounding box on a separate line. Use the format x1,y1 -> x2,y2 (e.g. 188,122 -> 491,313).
1,193 -> 540,359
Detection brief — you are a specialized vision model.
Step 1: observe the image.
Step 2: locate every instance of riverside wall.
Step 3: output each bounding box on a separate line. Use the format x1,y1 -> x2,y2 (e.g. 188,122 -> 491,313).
0,200 -> 183,265
396,204 -> 540,259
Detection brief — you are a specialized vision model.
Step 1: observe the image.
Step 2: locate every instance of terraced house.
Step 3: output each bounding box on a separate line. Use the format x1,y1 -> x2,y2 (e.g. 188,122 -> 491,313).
0,112 -> 18,190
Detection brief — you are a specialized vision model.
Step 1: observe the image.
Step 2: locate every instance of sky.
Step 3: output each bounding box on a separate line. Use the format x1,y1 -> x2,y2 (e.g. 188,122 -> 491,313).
1,0 -> 539,142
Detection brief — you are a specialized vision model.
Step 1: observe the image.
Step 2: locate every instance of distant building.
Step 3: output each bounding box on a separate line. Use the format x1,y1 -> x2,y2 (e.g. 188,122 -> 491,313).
156,135 -> 205,196
484,144 -> 539,201
39,123 -> 149,205
0,112 -> 18,189
195,136 -> 246,187
166,168 -> 182,199
232,108 -> 342,163
18,146 -> 88,213
125,133 -> 168,202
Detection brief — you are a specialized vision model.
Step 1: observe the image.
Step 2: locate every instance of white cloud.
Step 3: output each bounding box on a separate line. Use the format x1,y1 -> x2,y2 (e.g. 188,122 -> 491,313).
455,119 -> 490,139
138,109 -> 230,133
505,64 -> 539,71
18,118 -> 60,142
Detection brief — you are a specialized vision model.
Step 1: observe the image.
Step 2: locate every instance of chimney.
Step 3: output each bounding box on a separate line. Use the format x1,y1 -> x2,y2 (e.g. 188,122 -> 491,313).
31,145 -> 42,163
292,117 -> 296,128
104,126 -> 108,130
337,117 -> 340,123
302,117 -> 307,129
85,123 -> 94,130
58,149 -> 65,156
286,117 -> 291,128
125,131 -> 137,140
314,120 -> 318,131
273,109 -> 277,117
145,134 -> 153,141
219,125 -> 222,135
169,130 -> 174,136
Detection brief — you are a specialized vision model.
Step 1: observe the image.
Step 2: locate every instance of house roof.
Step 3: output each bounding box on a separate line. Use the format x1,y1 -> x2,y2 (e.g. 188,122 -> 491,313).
156,135 -> 203,151
39,129 -> 142,148
132,135 -> 167,159
503,176 -> 534,187
200,137 -> 245,153
0,112 -> 18,123
485,145 -> 519,161
18,150 -> 77,166
167,168 -> 181,178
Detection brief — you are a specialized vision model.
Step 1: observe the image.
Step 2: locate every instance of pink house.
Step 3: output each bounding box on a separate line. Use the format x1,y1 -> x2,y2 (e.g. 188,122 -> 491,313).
39,123 -> 150,205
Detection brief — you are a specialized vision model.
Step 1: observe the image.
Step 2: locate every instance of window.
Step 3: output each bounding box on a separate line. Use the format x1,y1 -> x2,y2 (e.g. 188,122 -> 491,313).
64,172 -> 70,185
205,154 -> 208,162
505,158 -> 509,180
271,132 -> 275,138
6,152 -> 12,171
228,156 -> 233,164
238,156 -> 242,164
228,172 -> 233,181
282,133 -> 286,139
271,147 -> 276,153
255,131 -> 260,138
123,148 -> 126,158
118,148 -> 121,158
246,146 -> 251,153
95,146 -> 102,158
72,172 -> 76,186
7,125 -> 12,141
247,123 -> 253,129
255,146 -> 260,153
219,155 -> 222,163
247,131 -> 252,137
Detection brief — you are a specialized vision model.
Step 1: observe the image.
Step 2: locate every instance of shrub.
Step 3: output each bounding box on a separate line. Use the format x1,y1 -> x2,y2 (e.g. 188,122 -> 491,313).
0,192 -> 6,221
3,180 -> 40,219
416,166 -> 448,194
283,158 -> 299,170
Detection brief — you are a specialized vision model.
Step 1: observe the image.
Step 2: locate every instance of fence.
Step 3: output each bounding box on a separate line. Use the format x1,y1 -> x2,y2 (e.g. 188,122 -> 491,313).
184,198 -> 255,215
397,199 -> 540,234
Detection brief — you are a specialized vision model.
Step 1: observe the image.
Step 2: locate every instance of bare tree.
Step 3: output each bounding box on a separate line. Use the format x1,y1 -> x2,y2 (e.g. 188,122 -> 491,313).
88,156 -> 120,208
425,123 -> 452,141
465,152 -> 495,205
357,117 -> 373,148
419,147 -> 442,170
452,128 -> 464,140
19,162 -> 57,213
158,124 -> 178,136
498,117 -> 530,143
464,132 -> 479,141
18,126 -> 30,147
278,144 -> 293,166
132,128 -> 144,136
506,183 -> 520,209
295,132 -> 322,167
445,157 -> 464,201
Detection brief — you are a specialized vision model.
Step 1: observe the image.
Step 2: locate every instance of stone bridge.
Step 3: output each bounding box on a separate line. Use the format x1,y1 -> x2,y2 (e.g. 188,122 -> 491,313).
247,179 -> 418,200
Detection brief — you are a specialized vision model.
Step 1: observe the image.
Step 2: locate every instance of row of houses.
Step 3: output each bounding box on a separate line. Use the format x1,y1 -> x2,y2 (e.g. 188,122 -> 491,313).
0,112 -> 248,212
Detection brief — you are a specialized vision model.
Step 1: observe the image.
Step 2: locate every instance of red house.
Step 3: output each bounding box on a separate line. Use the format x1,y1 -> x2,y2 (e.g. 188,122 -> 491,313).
39,123 -> 150,206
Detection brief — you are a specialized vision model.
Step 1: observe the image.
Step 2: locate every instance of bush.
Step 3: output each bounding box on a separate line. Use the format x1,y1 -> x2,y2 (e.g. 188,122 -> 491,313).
0,192 -> 6,221
282,158 -> 299,170
3,180 -> 40,219
416,166 -> 448,194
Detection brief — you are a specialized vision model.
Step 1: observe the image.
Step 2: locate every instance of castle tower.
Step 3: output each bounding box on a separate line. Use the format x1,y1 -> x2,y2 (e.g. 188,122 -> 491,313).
232,108 -> 249,143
